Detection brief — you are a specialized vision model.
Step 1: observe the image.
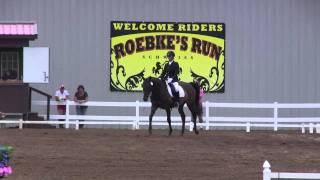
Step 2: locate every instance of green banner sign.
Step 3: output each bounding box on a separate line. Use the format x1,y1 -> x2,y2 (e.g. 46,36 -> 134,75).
110,21 -> 225,92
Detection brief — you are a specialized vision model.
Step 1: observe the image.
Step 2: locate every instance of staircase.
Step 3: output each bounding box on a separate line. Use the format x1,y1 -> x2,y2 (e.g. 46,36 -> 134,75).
0,83 -> 53,129
22,112 -> 55,129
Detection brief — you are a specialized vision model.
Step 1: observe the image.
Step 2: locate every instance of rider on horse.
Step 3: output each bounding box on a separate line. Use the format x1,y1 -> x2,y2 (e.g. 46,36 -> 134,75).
160,51 -> 180,107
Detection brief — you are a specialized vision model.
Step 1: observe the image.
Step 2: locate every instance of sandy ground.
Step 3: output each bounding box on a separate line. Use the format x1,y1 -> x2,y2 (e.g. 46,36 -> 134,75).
1,128 -> 320,180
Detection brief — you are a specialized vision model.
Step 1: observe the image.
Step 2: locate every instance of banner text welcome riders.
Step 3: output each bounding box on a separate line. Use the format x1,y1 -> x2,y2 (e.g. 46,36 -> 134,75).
112,22 -> 224,61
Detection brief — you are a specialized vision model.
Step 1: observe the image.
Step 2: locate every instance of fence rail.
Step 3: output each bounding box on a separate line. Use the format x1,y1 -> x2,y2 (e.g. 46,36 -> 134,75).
263,160 -> 320,180
1,100 -> 320,132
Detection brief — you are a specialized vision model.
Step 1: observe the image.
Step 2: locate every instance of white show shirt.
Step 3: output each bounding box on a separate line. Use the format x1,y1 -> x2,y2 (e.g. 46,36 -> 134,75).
55,90 -> 70,101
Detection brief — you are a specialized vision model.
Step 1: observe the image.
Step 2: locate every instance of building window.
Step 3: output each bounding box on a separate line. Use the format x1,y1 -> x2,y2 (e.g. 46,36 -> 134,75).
0,48 -> 22,81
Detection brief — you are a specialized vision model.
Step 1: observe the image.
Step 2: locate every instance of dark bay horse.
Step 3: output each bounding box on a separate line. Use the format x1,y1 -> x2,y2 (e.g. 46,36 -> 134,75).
142,77 -> 203,135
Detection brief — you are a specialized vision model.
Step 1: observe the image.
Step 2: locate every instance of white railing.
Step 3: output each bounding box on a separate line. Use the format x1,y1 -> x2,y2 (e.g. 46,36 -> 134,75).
1,100 -> 320,132
263,160 -> 320,180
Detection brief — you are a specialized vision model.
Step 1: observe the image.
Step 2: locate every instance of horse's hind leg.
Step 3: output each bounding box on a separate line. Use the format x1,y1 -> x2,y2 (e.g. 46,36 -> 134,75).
149,105 -> 157,135
165,108 -> 173,136
192,112 -> 199,135
178,104 -> 186,136
198,103 -> 204,123
187,104 -> 199,135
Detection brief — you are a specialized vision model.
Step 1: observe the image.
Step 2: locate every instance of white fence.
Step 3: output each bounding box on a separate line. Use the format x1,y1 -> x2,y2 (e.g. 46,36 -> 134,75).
1,100 -> 320,132
263,160 -> 320,180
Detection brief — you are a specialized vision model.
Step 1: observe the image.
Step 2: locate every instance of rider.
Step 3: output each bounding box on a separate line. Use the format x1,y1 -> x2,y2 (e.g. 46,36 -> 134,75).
160,51 -> 180,107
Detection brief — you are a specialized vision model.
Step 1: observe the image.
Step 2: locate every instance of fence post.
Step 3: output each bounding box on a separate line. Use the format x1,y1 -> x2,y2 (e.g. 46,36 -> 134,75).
205,101 -> 210,130
263,161 -> 271,180
134,100 -> 139,130
302,123 -> 305,134
19,118 -> 23,129
75,120 -> 79,130
246,122 -> 250,133
309,123 -> 314,134
65,100 -> 70,129
273,102 -> 278,131
316,124 -> 320,134
189,117 -> 193,132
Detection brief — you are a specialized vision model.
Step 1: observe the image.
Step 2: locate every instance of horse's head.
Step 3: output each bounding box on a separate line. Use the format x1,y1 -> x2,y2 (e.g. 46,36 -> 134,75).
142,77 -> 154,101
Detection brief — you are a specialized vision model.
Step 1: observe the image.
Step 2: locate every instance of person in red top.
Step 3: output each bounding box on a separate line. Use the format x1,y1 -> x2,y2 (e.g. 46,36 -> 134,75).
55,84 -> 69,128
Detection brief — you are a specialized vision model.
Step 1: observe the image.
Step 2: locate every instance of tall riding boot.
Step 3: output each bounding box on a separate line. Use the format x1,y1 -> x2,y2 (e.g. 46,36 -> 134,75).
172,92 -> 179,107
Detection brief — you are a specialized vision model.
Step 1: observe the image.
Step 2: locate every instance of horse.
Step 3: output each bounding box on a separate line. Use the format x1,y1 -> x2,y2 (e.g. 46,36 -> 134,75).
142,77 -> 203,135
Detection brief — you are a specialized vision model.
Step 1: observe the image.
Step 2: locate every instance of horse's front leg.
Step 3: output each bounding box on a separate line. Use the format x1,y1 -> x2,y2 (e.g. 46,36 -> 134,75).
166,108 -> 173,136
149,105 -> 158,135
178,104 -> 186,136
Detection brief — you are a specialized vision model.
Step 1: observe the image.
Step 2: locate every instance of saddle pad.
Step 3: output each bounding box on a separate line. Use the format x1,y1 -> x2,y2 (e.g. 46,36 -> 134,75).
166,83 -> 185,98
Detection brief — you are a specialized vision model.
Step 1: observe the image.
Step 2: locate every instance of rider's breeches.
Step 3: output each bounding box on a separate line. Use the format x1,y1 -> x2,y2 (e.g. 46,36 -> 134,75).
166,78 -> 179,93
171,82 -> 179,92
